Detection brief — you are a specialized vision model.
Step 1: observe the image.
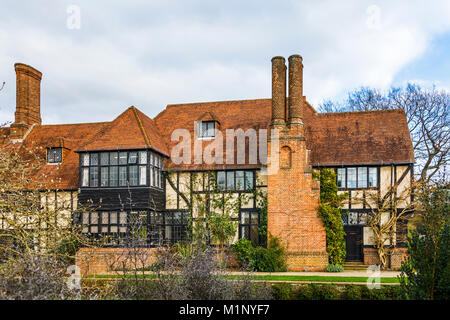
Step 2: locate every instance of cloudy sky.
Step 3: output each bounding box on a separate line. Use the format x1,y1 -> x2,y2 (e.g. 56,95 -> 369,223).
1,0 -> 450,124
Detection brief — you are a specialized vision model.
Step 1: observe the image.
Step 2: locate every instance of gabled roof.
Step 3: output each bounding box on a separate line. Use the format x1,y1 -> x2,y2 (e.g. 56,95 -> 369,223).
78,106 -> 168,156
1,106 -> 169,190
154,99 -> 272,171
154,98 -> 414,170
18,121 -> 110,189
1,98 -> 414,189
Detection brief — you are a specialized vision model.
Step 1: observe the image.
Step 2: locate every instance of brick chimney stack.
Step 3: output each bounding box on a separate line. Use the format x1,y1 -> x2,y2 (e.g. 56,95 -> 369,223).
267,54 -> 328,271
287,54 -> 304,125
10,63 -> 42,140
271,56 -> 287,125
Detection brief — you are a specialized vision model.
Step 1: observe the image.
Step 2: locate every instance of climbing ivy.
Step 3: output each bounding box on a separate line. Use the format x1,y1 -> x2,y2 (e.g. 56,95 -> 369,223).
315,169 -> 348,265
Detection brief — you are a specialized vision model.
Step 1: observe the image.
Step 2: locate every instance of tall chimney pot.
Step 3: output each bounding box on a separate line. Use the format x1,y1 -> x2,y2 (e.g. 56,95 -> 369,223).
288,54 -> 303,124
14,63 -> 42,126
271,56 -> 286,125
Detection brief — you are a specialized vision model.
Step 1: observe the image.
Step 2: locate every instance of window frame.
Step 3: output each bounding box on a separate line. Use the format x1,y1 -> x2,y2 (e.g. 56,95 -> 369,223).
239,209 -> 261,245
47,147 -> 63,164
335,166 -> 379,190
198,121 -> 216,139
79,149 -> 164,189
79,210 -> 188,247
215,170 -> 256,191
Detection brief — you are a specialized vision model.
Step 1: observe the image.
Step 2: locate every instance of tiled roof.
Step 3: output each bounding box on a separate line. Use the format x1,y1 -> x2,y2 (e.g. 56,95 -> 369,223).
2,99 -> 414,189
154,98 -> 414,170
77,106 -> 168,156
18,121 -> 110,189
154,99 -> 272,171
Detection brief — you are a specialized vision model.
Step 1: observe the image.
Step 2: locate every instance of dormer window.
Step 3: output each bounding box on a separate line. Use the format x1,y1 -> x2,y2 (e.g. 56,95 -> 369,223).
47,148 -> 62,164
199,121 -> 215,138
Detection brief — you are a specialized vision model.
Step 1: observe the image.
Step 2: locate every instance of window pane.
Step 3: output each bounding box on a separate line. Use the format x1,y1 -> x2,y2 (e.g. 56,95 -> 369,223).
139,166 -> 147,185
207,122 -> 215,137
109,166 -> 118,187
129,152 -> 138,164
119,152 -> 127,165
245,171 -> 254,190
358,167 -> 367,188
109,212 -> 117,224
129,166 -> 138,186
369,167 -> 378,187
101,167 -> 108,187
110,152 -> 118,165
227,171 -> 235,190
100,152 -> 109,166
48,149 -> 55,163
89,167 -> 98,187
347,168 -> 356,188
217,171 -> 225,189
250,212 -> 259,224
236,171 -> 244,190
119,212 -> 127,224
150,167 -> 154,186
82,153 -> 89,166
119,167 -> 127,186
54,149 -> 62,162
250,226 -> 259,244
101,212 -> 109,224
90,153 -> 98,166
90,212 -> 99,224
337,168 -> 346,188
241,212 -> 249,224
139,151 -> 147,164
81,168 -> 89,187
240,226 -> 249,240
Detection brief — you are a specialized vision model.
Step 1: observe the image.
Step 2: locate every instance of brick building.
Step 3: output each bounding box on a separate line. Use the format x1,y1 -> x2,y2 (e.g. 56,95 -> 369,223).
0,56 -> 414,273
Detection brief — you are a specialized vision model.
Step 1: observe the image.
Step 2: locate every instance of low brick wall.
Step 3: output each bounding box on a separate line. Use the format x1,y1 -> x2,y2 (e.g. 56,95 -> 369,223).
363,248 -> 408,268
286,251 -> 328,271
76,247 -> 240,275
76,247 -> 158,276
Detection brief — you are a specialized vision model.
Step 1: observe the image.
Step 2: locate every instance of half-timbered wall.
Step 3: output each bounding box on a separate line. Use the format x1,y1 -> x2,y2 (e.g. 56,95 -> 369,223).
165,169 -> 267,245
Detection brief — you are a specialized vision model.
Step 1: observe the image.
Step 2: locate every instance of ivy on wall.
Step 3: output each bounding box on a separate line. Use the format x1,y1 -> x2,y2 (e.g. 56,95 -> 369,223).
315,169 -> 348,265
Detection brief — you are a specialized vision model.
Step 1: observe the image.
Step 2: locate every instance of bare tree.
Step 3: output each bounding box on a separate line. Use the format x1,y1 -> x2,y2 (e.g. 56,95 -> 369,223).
319,84 -> 450,184
353,179 -> 421,269
0,142 -> 93,263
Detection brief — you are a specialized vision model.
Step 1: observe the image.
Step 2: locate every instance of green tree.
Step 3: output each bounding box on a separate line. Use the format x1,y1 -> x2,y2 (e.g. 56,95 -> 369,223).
399,185 -> 449,300
316,169 -> 348,265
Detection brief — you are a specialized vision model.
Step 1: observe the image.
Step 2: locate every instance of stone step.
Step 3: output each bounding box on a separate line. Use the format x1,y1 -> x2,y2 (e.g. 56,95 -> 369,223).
343,263 -> 368,270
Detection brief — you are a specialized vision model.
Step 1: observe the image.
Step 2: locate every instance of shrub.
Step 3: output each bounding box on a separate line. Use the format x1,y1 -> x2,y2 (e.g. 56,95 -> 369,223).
150,247 -> 273,300
341,285 -> 363,300
232,236 -> 287,272
231,238 -> 254,269
399,187 -> 449,300
271,283 -> 292,300
295,284 -> 340,300
326,263 -> 344,272
0,252 -> 81,300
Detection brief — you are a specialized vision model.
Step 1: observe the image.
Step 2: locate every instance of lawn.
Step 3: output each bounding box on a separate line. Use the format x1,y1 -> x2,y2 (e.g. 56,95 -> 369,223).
86,273 -> 400,284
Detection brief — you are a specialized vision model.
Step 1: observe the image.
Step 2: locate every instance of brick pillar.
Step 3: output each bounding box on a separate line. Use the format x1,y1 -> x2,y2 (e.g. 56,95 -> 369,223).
288,54 -> 304,124
267,55 -> 328,271
271,56 -> 286,125
10,63 -> 42,140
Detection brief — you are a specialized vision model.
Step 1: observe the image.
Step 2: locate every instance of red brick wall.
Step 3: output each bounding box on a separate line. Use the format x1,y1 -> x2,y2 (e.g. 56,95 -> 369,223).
76,247 -> 158,275
363,247 -> 408,268
267,122 -> 328,271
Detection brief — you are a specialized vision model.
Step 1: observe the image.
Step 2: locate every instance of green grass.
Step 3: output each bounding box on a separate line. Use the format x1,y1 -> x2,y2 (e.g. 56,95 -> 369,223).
85,273 -> 400,283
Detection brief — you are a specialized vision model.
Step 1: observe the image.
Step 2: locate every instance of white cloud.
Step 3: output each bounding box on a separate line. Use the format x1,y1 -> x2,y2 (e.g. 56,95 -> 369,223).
0,0 -> 449,124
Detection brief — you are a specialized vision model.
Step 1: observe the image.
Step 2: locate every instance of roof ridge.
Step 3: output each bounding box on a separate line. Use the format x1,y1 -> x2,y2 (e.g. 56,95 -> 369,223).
38,121 -> 110,127
130,106 -> 151,148
317,108 -> 405,117
165,97 -> 271,108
